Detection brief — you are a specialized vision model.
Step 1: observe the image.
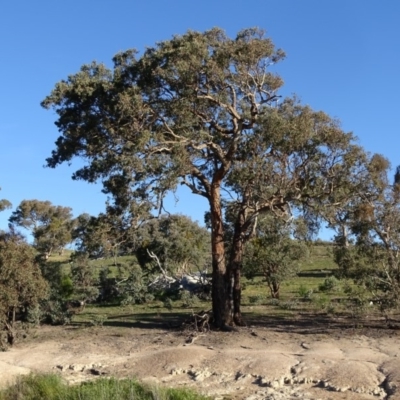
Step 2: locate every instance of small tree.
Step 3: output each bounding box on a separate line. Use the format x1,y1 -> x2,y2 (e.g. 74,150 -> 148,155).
243,215 -> 308,298
0,230 -> 48,346
70,253 -> 99,304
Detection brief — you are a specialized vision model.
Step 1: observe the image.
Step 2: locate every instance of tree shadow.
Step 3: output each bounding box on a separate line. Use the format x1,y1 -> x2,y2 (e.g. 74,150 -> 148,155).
243,311 -> 394,336
70,311 -> 189,330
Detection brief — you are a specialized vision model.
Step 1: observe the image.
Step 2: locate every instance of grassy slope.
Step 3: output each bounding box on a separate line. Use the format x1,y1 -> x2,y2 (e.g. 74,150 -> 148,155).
50,243 -> 352,328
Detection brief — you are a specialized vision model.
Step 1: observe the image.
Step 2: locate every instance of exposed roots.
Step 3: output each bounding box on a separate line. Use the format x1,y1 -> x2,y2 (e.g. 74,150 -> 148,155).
182,310 -> 211,333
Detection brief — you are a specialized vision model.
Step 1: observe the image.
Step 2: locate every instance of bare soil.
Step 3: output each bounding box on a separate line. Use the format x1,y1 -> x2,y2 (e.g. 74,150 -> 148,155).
1,314 -> 400,399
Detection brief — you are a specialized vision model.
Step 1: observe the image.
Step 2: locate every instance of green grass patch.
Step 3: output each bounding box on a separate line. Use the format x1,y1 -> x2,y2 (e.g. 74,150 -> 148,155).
0,374 -> 209,400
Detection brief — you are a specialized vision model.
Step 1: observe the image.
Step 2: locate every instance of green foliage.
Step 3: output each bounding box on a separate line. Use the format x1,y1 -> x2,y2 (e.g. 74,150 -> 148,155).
42,27 -> 368,326
9,200 -> 75,258
73,209 -> 134,263
70,253 -> 99,303
163,298 -> 174,310
0,230 -> 48,345
298,285 -> 314,300
0,373 -> 209,400
318,276 -> 341,292
135,214 -> 210,275
278,299 -> 298,310
180,290 -> 199,308
60,275 -> 74,299
0,187 -> 11,213
243,215 -> 309,299
311,294 -> 330,311
330,161 -> 400,311
248,294 -> 266,305
120,265 -> 148,305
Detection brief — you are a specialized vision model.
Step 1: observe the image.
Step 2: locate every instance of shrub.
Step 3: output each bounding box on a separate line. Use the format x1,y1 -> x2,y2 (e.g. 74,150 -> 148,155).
180,290 -> 199,308
248,294 -> 266,305
319,276 -> 341,292
298,285 -> 314,300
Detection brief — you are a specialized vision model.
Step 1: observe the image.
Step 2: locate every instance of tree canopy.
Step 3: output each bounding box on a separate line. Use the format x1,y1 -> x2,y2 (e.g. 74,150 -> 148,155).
42,27 -> 368,328
0,188 -> 11,214
135,214 -> 210,275
9,200 -> 75,258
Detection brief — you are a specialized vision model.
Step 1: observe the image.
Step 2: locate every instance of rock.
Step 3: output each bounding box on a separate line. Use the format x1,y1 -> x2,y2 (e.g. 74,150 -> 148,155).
89,368 -> 101,376
270,379 -> 281,389
259,377 -> 269,386
284,377 -> 294,385
235,372 -> 250,381
170,368 -> 183,375
319,380 -> 329,388
191,368 -> 212,382
69,364 -> 85,372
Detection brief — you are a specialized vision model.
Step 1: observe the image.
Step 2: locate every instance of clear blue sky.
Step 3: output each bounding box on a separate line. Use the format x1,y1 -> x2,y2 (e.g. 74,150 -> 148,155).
1,1 -> 399,239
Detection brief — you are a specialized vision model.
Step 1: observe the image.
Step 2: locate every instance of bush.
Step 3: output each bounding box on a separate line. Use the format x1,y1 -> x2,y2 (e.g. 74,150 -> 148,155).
312,294 -> 330,310
180,290 -> 199,308
164,298 -> 174,310
278,299 -> 298,310
248,294 -> 266,305
319,276 -> 341,292
298,285 -> 314,300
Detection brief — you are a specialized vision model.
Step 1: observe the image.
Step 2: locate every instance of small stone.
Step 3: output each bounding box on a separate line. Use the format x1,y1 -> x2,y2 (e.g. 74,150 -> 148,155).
170,368 -> 182,375
259,377 -> 269,386
319,380 -> 329,388
270,380 -> 281,389
69,364 -> 85,372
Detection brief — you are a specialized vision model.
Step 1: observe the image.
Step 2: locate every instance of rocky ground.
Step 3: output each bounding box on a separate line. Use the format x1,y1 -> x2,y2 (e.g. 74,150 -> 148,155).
1,316 -> 400,399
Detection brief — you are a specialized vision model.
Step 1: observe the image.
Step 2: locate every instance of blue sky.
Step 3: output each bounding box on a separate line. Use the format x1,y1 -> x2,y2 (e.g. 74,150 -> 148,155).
1,1 -> 399,239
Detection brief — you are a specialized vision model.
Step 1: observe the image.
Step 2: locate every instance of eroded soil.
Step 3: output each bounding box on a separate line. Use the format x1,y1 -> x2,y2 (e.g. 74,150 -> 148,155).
1,315 -> 400,399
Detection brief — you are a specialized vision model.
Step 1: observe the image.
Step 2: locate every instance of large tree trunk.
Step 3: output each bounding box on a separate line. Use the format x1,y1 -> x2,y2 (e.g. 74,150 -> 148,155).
210,185 -> 231,328
228,209 -> 246,326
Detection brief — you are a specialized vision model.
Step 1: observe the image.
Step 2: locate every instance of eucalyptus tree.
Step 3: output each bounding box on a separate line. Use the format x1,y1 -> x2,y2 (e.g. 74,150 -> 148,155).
42,28 -> 365,327
329,158 -> 400,310
0,229 -> 48,345
73,209 -> 131,263
221,98 -> 366,323
9,200 -> 75,259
